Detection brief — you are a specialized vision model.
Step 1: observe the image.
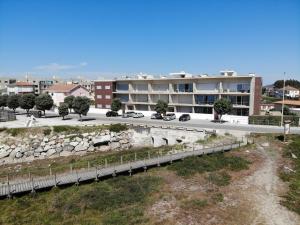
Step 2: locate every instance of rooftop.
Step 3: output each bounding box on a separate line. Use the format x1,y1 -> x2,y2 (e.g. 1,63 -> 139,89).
46,84 -> 80,93
274,100 -> 300,107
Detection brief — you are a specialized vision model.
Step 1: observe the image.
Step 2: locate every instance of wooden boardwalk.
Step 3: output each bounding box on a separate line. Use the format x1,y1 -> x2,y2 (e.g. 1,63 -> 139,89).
0,141 -> 245,198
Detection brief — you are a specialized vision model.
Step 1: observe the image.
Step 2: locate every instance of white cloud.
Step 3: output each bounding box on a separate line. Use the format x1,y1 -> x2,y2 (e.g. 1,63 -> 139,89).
34,62 -> 87,71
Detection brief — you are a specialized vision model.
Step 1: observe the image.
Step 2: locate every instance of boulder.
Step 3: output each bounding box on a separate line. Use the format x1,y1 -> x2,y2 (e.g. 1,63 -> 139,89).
25,151 -> 34,157
0,150 -> 11,159
99,145 -> 111,152
47,148 -> 56,156
15,152 -> 23,158
56,147 -> 63,153
75,137 -> 82,142
74,143 -> 89,152
60,151 -> 73,157
48,140 -> 56,146
63,145 -> 74,152
87,146 -> 95,152
93,135 -> 110,145
35,147 -> 45,153
110,142 -> 121,150
119,139 -> 129,144
70,141 -> 79,147
44,145 -> 52,151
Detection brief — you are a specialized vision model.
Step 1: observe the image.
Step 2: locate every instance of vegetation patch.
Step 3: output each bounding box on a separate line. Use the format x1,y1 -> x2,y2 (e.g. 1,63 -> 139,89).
0,175 -> 161,225
181,199 -> 208,210
206,171 -> 231,186
167,153 -> 250,177
109,123 -> 128,133
280,135 -> 300,215
196,133 -> 218,144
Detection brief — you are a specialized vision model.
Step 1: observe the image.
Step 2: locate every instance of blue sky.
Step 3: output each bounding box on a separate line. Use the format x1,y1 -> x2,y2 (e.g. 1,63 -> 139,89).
0,0 -> 299,84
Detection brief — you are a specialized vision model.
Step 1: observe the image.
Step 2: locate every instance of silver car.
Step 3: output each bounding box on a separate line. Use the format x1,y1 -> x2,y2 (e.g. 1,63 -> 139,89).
163,113 -> 176,121
133,112 -> 144,118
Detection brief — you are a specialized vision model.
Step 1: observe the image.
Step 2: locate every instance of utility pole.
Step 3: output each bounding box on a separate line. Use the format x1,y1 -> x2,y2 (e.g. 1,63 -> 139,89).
280,74 -> 286,127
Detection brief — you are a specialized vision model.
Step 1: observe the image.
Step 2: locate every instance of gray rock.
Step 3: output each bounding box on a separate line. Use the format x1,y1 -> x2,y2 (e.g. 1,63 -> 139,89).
48,140 -> 56,146
34,152 -> 40,157
93,135 -> 110,145
60,151 -> 72,157
44,145 -> 52,151
35,147 -> 45,153
25,151 -> 34,157
74,143 -> 89,152
110,142 -> 120,150
119,139 -> 129,144
63,145 -> 74,152
82,133 -> 89,137
87,146 -> 95,152
43,137 -> 49,142
70,141 -> 79,147
75,137 -> 82,142
0,150 -> 11,159
56,147 -> 63,153
64,138 -> 70,143
47,148 -> 56,156
99,145 -> 111,152
15,152 -> 23,158
40,142 -> 46,147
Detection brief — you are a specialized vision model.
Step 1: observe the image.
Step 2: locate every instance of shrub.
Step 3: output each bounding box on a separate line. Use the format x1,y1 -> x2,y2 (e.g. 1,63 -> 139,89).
53,125 -> 80,133
109,123 -> 128,133
211,192 -> 224,203
43,128 -> 51,136
182,199 -> 208,210
206,171 -> 231,186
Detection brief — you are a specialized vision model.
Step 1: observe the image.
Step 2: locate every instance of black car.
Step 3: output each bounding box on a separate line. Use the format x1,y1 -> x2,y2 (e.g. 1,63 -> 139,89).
106,111 -> 119,117
151,113 -> 163,119
179,114 -> 191,122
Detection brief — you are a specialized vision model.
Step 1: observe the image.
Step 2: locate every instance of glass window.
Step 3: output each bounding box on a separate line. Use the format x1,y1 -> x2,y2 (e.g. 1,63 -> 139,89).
105,105 -> 111,108
105,95 -> 111,99
97,95 -> 102,99
105,85 -> 110,90
96,85 -> 102,90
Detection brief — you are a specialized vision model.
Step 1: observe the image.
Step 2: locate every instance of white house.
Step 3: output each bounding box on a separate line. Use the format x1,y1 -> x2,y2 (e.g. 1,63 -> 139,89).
46,84 -> 90,106
277,85 -> 300,99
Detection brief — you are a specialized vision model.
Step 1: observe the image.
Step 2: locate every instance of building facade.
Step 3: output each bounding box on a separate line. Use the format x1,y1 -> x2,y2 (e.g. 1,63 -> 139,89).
7,82 -> 35,95
95,71 -> 262,116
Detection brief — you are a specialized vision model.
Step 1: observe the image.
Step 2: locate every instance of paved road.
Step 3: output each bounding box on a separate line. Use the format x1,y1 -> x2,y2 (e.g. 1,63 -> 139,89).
1,110 -> 299,134
82,113 -> 300,134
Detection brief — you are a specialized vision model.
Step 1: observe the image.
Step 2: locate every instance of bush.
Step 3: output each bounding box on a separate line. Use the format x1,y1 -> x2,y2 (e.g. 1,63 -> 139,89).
182,199 -> 208,210
5,127 -> 27,136
43,128 -> 51,136
206,171 -> 231,186
53,125 -> 80,133
211,192 -> 224,203
109,123 -> 128,132
168,153 -> 249,177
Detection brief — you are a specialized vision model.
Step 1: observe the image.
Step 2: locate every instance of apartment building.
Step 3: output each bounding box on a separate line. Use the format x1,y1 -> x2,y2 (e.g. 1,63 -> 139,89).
97,71 -> 262,116
7,82 -> 36,95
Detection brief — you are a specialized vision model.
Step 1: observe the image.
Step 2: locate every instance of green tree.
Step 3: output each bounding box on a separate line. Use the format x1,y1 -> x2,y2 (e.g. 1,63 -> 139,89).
72,96 -> 90,121
111,98 -> 122,112
64,95 -> 75,113
0,94 -> 8,110
7,94 -> 20,112
213,98 -> 232,121
19,93 -> 36,116
154,100 -> 168,116
35,94 -> 54,116
274,79 -> 300,89
58,103 -> 69,120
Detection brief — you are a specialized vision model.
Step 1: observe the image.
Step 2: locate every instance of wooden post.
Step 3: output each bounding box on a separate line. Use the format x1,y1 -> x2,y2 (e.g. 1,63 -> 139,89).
88,161 -> 90,170
148,151 -> 150,159
31,177 -> 35,193
95,167 -> 99,181
75,171 -> 79,185
105,159 -> 108,168
49,167 -> 52,176
134,152 -> 137,161
70,164 -> 73,173
54,173 -> 57,187
120,156 -> 123,164
7,174 -> 11,199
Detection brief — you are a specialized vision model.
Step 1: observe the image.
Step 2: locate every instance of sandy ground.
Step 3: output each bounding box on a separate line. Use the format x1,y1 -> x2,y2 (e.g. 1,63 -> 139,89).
148,139 -> 300,225
238,142 -> 300,225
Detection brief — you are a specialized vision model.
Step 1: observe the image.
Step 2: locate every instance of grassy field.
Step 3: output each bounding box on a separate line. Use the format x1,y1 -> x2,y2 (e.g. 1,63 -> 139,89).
280,135 -> 300,215
0,147 -> 251,225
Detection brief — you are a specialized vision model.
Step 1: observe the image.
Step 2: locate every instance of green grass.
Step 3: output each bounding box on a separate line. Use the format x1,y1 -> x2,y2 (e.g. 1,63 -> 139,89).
108,123 -> 128,133
181,199 -> 208,210
0,175 -> 161,225
167,153 -> 250,178
280,135 -> 300,215
196,133 -> 218,144
206,171 -> 231,186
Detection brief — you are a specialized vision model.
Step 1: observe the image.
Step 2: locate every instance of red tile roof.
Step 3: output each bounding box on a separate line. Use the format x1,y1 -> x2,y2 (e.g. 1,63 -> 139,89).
16,82 -> 34,86
274,100 -> 300,107
278,85 -> 299,91
46,84 -> 80,93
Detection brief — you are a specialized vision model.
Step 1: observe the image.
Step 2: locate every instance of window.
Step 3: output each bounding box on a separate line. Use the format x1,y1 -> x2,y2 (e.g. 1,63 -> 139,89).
96,85 -> 102,90
105,104 -> 111,108
97,95 -> 102,99
105,85 -> 110,90
97,104 -> 102,108
237,83 -> 250,92
105,95 -> 111,99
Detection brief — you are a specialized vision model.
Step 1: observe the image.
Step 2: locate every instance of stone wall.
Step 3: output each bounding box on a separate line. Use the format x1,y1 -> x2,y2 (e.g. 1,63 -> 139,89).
0,130 -> 133,165
0,127 -> 205,165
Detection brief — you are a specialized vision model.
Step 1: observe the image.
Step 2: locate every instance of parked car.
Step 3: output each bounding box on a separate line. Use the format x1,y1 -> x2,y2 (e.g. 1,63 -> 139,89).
106,111 -> 119,117
133,112 -> 144,118
179,114 -> 191,122
122,111 -> 136,118
151,113 -> 163,119
163,113 -> 176,121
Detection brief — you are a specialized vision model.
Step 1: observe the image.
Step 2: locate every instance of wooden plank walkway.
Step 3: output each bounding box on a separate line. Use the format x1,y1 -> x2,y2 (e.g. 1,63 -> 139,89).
0,141 -> 245,198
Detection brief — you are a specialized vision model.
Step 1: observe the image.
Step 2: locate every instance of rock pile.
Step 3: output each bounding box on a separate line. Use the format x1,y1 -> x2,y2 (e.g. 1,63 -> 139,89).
0,130 -> 133,165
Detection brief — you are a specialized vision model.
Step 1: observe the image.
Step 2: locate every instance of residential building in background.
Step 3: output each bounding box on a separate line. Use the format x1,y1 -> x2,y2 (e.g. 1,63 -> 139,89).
6,82 -> 36,95
0,77 -> 16,94
95,71 -> 262,116
276,85 -> 300,99
46,84 -> 90,106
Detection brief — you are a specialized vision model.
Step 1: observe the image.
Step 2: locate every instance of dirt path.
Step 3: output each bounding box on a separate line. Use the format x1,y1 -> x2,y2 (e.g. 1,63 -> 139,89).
240,142 -> 300,225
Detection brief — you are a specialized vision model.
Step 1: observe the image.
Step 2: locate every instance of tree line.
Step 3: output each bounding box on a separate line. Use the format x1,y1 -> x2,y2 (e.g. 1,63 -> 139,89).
0,93 -> 91,121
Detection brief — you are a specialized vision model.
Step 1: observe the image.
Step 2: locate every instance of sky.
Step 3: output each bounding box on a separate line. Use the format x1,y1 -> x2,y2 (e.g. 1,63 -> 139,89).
0,0 -> 299,84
